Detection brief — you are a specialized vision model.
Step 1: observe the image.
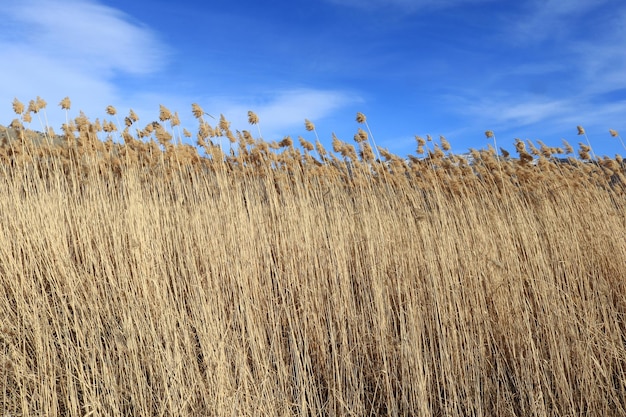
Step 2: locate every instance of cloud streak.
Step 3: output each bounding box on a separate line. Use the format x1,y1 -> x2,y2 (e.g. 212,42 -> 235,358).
325,0 -> 493,13
510,0 -> 614,44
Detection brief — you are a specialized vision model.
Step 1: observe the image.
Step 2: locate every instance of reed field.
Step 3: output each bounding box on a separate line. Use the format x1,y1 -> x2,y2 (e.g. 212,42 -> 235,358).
1,97 -> 625,416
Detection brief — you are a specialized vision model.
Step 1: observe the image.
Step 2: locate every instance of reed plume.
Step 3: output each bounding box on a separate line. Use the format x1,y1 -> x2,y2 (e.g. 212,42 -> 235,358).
12,98 -> 25,115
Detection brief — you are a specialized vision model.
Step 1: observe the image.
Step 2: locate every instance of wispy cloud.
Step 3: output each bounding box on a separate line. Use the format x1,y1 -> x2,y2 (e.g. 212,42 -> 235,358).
0,0 -> 165,76
454,94 -> 574,128
445,88 -> 626,152
325,0 -> 493,13
575,10 -> 626,96
199,89 -> 362,141
510,0 -> 613,44
0,0 -> 168,129
439,1 -> 626,152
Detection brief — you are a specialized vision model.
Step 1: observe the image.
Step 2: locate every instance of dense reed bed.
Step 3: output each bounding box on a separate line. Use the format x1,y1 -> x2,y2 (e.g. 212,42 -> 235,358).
1,99 -> 625,416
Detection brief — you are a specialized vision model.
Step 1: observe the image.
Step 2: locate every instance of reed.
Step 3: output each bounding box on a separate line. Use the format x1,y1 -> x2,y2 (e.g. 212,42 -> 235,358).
0,98 -> 625,416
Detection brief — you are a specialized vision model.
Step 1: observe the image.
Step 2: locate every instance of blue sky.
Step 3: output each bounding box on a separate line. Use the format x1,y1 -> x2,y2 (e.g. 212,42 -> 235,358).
1,0 -> 625,157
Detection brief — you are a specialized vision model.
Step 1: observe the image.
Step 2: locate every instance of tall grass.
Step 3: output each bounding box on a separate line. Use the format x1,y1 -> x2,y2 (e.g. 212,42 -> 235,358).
0,100 -> 625,416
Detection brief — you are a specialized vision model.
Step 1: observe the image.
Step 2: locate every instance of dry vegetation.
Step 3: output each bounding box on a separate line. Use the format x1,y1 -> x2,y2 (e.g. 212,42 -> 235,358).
1,97 -> 625,416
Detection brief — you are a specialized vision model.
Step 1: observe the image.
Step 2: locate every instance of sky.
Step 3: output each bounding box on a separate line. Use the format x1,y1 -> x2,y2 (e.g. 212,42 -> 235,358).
1,0 -> 625,158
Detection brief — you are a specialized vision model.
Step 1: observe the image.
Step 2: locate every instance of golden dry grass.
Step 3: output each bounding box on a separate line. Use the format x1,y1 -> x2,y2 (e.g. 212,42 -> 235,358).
0,100 -> 625,416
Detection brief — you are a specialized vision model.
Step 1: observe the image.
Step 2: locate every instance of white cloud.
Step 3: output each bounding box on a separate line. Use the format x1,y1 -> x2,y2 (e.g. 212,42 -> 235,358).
0,0 -> 165,76
460,95 -> 574,128
0,0 -> 167,130
198,89 -> 362,141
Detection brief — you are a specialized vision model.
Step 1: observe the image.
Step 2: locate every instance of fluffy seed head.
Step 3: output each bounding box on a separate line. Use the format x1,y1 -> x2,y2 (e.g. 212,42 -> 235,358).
61,122 -> 76,138
360,142 -> 375,162
299,136 -> 314,151
379,147 -> 394,161
198,122 -> 213,139
279,136 -> 293,148
268,141 -> 280,150
354,128 -> 368,143
102,120 -> 117,133
219,114 -> 230,131
609,129 -> 619,137
155,124 -> 172,145
27,99 -> 39,113
248,111 -> 259,125
10,119 -> 23,130
59,97 -> 71,110
106,105 -> 117,116
577,125 -> 585,135
356,112 -> 366,123
485,130 -> 494,138
243,130 -> 254,145
562,139 -> 574,154
341,143 -> 357,160
192,103 -> 204,119
159,105 -> 173,122
305,119 -> 315,132
128,109 -> 139,123
332,134 -> 343,153
579,150 -> 591,160
526,140 -> 540,156
12,98 -> 24,115
315,140 -> 327,157
538,141 -> 552,158
35,96 -> 47,111
440,135 -> 451,151
74,111 -> 90,131
433,145 -> 445,159
93,119 -> 103,133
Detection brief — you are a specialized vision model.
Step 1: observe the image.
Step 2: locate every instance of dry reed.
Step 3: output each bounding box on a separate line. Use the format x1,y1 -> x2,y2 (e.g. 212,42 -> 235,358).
0,98 -> 625,416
